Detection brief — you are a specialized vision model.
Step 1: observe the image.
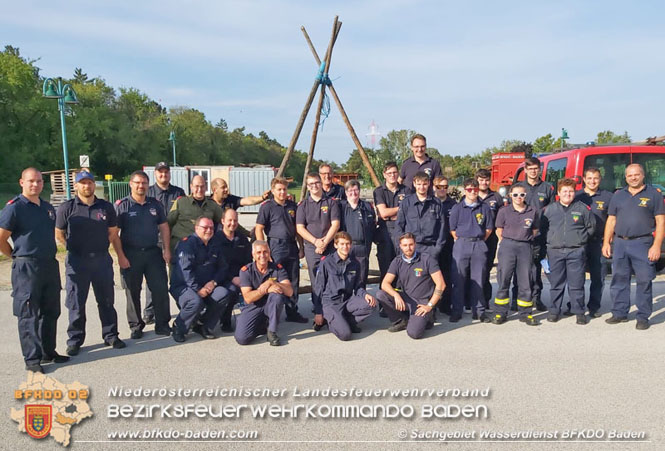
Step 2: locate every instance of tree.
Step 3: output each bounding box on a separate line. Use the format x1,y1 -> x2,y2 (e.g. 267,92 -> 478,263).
596,130 -> 630,144
73,68 -> 89,84
533,134 -> 554,155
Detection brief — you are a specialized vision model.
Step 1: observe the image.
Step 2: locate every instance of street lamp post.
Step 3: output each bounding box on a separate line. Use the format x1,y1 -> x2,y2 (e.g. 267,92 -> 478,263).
168,130 -> 177,166
43,78 -> 79,199
561,128 -> 569,150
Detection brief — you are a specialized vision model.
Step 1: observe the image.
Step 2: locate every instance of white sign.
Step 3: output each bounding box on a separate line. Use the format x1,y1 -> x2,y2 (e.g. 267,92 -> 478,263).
80,155 -> 90,168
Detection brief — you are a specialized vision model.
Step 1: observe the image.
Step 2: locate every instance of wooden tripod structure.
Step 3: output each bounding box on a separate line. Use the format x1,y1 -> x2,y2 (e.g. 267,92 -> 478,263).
275,16 -> 381,200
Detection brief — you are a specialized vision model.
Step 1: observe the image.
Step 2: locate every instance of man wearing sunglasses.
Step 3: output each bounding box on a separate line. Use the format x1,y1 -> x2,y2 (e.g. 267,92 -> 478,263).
513,157 -> 555,312
433,175 -> 456,315
448,179 -> 494,322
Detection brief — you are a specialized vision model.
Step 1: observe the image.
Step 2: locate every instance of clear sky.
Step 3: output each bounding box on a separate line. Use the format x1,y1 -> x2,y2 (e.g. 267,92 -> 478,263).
2,0 -> 664,164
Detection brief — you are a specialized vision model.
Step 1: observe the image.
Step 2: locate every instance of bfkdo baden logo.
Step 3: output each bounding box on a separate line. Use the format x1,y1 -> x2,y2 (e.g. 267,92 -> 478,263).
25,405 -> 52,439
11,373 -> 92,447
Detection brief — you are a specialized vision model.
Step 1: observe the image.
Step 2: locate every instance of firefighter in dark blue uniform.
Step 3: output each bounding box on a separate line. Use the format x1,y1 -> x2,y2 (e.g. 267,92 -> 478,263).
170,217 -> 231,342
540,178 -> 595,324
571,167 -> 613,317
339,180 -> 376,287
214,208 -> 253,331
235,241 -> 293,346
319,164 -> 346,201
312,232 -> 377,340
514,157 -> 556,311
491,184 -> 539,325
56,171 -> 126,356
449,178 -> 494,322
255,177 -> 306,323
603,164 -> 665,330
398,134 -> 443,194
376,233 -> 445,339
115,170 -> 172,339
476,169 -> 505,308
144,162 -> 185,324
433,175 -> 456,315
0,168 -> 68,373
396,171 -> 446,260
296,172 -> 340,312
373,162 -> 408,283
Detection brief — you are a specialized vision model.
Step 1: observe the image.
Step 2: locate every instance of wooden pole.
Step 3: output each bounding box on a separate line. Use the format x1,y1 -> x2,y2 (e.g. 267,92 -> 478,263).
299,17 -> 339,201
276,17 -> 339,179
301,26 -> 382,187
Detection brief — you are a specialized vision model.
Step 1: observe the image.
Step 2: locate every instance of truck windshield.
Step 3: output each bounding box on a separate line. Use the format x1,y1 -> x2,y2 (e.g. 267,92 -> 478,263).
584,152 -> 665,192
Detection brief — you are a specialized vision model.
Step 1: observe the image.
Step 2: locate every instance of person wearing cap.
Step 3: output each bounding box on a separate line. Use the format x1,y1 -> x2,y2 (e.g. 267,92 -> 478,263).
235,240 -> 293,346
603,164 -> 665,330
448,178 -> 494,323
115,170 -> 172,339
0,167 -> 68,373
491,184 -> 539,326
255,177 -> 307,323
375,233 -> 445,339
168,175 -> 223,253
312,232 -> 377,340
540,178 -> 595,325
144,162 -> 186,325
55,171 -> 126,356
339,180 -> 376,286
432,175 -> 456,315
373,161 -> 408,284
398,134 -> 442,194
319,164 -> 346,201
210,177 -> 269,211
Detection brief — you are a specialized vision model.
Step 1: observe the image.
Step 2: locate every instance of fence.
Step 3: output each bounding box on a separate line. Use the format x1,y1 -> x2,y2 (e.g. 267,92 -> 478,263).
108,182 -> 130,203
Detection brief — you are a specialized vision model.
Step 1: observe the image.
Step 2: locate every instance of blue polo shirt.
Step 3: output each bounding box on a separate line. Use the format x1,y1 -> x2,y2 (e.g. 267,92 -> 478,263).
221,194 -> 242,211
574,189 -> 613,241
148,183 -> 185,213
322,184 -> 346,201
296,195 -> 340,239
399,155 -> 443,192
256,199 -> 298,240
608,185 -> 665,238
56,196 -> 117,254
339,200 -> 375,245
373,183 -> 408,234
386,252 -> 440,304
396,194 -> 446,247
239,262 -> 289,291
449,200 -> 494,239
0,195 -> 57,258
212,231 -> 252,281
115,196 -> 167,249
495,205 -> 539,242
479,190 -> 505,219
515,179 -> 556,211
313,252 -> 368,314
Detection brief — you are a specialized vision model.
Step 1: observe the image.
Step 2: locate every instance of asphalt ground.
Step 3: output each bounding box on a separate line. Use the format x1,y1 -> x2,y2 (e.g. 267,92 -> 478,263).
1,213 -> 663,450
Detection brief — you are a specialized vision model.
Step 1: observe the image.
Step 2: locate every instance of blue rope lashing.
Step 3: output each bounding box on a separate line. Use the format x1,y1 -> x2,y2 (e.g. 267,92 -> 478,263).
315,61 -> 326,83
319,90 -> 331,130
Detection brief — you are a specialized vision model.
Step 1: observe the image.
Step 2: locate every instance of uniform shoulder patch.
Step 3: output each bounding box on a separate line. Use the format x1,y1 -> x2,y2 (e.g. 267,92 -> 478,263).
320,256 -> 326,261
586,205 -> 591,210
6,197 -> 16,205
182,236 -> 188,241
241,265 -> 248,271
276,263 -> 283,269
115,199 -> 122,205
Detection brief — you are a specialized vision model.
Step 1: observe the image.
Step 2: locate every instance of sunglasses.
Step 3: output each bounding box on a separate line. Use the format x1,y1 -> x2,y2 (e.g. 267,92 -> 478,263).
465,187 -> 479,193
435,185 -> 449,189
511,193 -> 527,198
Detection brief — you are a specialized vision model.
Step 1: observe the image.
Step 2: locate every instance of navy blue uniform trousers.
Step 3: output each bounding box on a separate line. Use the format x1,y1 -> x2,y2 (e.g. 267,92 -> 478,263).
610,237 -> 656,321
235,293 -> 287,345
174,286 -> 231,334
323,295 -> 375,341
12,257 -> 61,365
452,238 -> 488,318
65,252 -> 119,346
547,247 -> 586,315
494,239 -> 533,318
376,290 -> 433,339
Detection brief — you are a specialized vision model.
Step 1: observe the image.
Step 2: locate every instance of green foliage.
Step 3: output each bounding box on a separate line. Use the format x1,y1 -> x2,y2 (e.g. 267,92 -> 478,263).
0,45 -> 321,183
596,130 -> 631,144
533,134 -> 554,155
